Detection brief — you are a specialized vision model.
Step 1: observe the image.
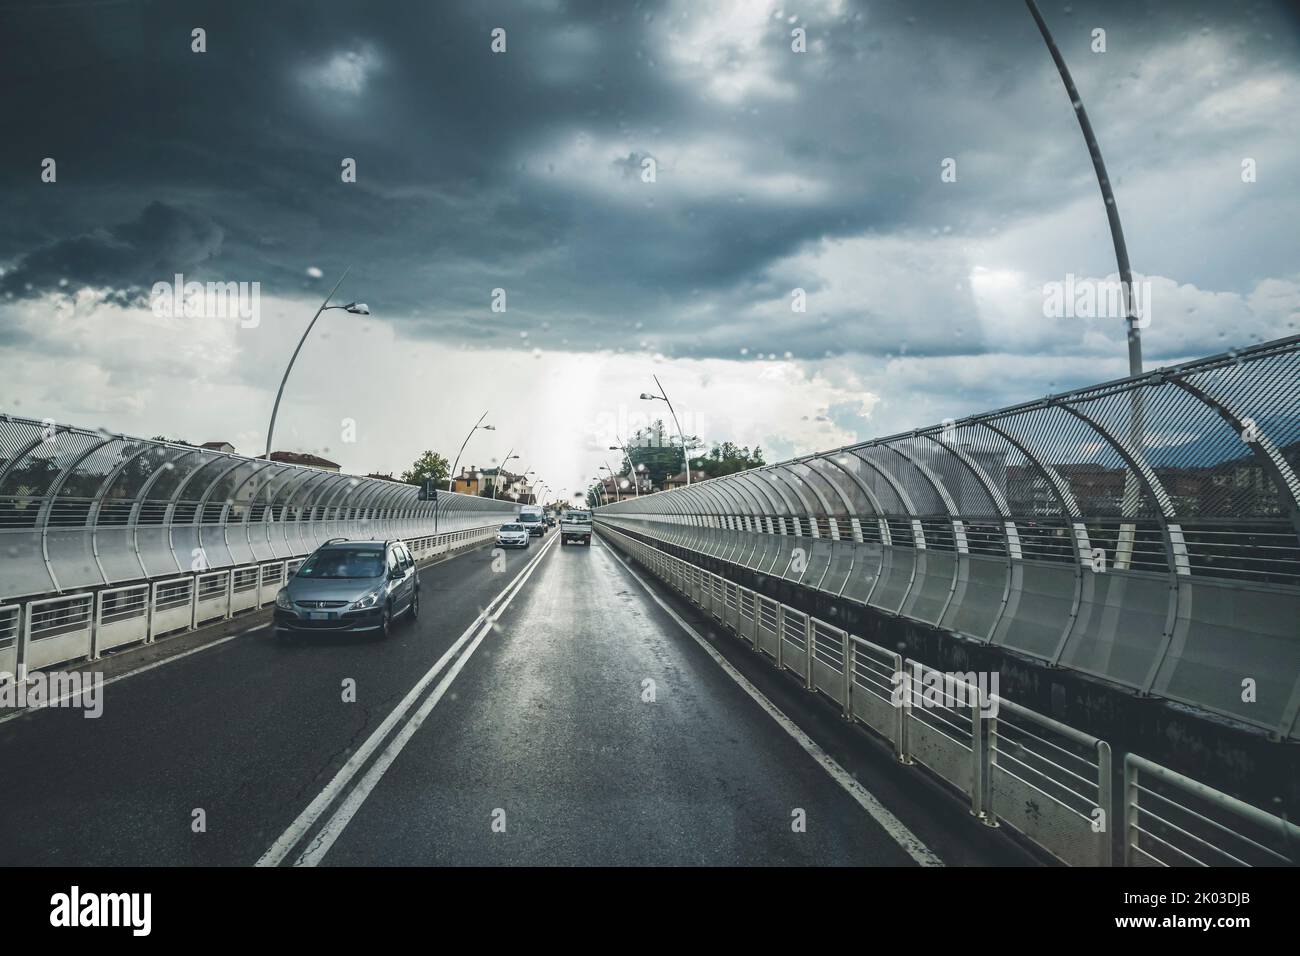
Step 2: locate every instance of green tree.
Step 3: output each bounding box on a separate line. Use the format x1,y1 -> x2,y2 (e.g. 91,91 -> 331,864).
400,450 -> 450,487
702,441 -> 765,478
623,419 -> 704,488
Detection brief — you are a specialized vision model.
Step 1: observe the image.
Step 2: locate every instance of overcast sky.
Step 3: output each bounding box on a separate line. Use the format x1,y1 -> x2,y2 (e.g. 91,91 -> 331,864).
1,0 -> 1297,497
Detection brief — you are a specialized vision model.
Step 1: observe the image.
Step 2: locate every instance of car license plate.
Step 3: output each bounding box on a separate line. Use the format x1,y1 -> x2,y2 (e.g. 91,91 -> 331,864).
309,611 -> 333,621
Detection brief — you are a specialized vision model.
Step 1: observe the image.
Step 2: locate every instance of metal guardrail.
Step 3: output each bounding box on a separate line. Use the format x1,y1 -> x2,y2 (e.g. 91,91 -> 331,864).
1124,753 -> 1300,866
596,335 -> 1300,741
0,525 -> 501,679
0,604 -> 18,675
992,695 -> 1111,866
601,523 -> 1297,867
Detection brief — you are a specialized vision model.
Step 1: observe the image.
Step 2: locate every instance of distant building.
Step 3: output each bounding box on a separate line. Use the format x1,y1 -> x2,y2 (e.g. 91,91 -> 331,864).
451,466 -> 486,496
269,451 -> 341,472
622,471 -> 652,494
199,441 -> 236,454
477,466 -> 528,500
662,470 -> 705,491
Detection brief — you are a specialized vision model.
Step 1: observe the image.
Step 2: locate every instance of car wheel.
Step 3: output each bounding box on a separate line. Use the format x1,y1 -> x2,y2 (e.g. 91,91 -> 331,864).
409,588 -> 420,621
379,602 -> 393,639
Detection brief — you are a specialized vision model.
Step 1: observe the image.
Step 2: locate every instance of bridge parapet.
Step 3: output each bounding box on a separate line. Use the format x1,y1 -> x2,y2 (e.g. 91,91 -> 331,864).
596,335 -> 1300,741
0,421 -> 516,672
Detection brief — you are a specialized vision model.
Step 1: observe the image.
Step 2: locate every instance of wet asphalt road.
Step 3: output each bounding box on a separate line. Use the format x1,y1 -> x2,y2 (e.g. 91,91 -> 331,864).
0,530 -> 1023,866
0,537 -> 532,865
319,533 -> 920,865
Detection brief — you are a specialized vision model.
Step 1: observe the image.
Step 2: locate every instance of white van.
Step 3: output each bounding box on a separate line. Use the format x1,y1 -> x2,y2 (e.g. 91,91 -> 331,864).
517,503 -> 546,537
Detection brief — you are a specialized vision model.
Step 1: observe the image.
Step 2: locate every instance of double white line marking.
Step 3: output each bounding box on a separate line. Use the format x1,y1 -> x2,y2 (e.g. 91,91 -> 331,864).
257,534 -> 557,867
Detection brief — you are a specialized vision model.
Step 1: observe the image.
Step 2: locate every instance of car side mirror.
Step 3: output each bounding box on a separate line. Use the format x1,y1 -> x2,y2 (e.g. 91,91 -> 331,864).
389,568 -> 403,580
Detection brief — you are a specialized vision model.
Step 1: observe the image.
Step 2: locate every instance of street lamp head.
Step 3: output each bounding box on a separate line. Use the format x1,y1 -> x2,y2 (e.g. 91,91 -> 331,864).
343,302 -> 370,315
639,393 -> 655,400
482,424 -> 496,431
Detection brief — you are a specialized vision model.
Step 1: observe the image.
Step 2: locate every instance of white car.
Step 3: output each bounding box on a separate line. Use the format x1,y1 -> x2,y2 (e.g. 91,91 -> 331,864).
497,523 -> 530,549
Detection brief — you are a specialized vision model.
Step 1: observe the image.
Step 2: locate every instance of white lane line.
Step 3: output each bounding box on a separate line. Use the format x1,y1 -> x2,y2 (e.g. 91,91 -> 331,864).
257,535 -> 557,867
601,541 -> 944,868
0,627 -> 267,726
293,539 -> 555,866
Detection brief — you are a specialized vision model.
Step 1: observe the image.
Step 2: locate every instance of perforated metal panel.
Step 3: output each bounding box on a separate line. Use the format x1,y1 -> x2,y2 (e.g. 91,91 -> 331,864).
0,417 -> 516,603
594,335 -> 1300,740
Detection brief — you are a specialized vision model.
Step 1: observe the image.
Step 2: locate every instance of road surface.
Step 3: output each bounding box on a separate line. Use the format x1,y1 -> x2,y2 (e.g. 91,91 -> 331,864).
0,532 -> 1027,866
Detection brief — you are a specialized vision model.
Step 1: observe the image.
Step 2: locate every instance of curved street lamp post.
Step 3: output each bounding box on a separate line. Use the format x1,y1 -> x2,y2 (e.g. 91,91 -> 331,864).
601,463 -> 621,503
1025,0 -> 1145,526
610,437 -> 640,497
640,374 -> 692,486
449,413 -> 495,491
264,265 -> 370,459
492,449 -> 520,500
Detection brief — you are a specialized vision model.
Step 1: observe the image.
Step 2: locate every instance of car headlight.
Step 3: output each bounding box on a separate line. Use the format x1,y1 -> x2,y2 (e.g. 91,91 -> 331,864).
349,589 -> 382,610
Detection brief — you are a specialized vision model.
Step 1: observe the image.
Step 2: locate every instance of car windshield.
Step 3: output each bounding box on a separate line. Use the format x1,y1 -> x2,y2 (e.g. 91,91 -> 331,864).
518,513 -> 540,522
500,524 -> 524,532
297,548 -> 385,579
566,512 -> 591,523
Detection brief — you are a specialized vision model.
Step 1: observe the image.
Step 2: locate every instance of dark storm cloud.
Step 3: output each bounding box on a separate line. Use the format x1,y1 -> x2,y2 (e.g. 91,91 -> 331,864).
0,201 -> 223,300
1,0 -> 1297,362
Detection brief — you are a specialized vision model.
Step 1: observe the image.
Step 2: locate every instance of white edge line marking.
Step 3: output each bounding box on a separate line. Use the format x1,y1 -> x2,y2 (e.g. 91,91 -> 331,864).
256,534 -> 557,867
601,537 -> 944,868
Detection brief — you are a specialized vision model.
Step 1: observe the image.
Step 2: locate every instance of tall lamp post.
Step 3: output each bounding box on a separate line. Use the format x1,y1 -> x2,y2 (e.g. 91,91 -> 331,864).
448,412 -> 495,491
610,437 -> 640,497
1026,0 -> 1145,531
640,373 -> 692,486
601,463 -> 621,502
264,266 -> 370,459
515,467 -> 536,503
492,449 -> 520,500
1024,0 -> 1141,375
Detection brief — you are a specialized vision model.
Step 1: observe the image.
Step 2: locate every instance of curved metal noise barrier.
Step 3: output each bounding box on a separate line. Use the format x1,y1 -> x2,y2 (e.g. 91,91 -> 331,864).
0,423 -> 518,601
595,334 -> 1300,741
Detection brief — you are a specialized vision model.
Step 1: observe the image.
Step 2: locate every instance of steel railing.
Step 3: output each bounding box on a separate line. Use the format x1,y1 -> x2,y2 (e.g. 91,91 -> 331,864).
594,335 -> 1300,741
0,524 -> 501,680
1124,753 -> 1300,866
599,522 -> 1297,868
